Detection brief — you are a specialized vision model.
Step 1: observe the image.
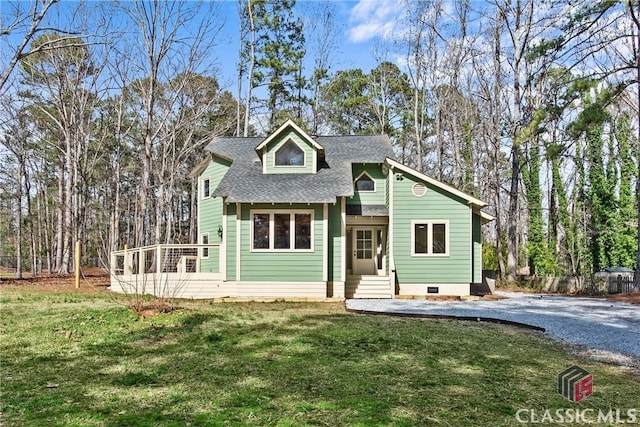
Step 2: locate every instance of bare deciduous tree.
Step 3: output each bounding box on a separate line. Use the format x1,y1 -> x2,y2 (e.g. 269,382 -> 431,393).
118,0 -> 224,246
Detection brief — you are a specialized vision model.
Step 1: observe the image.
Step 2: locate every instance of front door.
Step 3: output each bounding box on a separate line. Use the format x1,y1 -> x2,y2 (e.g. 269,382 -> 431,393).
353,227 -> 376,275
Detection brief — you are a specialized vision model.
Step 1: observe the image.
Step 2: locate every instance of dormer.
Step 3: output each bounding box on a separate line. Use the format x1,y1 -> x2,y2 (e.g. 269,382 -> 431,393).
255,119 -> 324,174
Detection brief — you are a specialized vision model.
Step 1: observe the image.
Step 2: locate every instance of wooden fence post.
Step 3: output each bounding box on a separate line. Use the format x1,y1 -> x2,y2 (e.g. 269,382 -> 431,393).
74,240 -> 80,289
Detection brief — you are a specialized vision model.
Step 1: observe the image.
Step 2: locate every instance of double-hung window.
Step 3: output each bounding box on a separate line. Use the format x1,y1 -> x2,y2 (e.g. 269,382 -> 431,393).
412,220 -> 449,256
251,210 -> 313,251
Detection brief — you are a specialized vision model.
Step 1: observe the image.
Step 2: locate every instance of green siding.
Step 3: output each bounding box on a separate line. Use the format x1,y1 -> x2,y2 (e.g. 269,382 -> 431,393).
472,213 -> 482,283
264,130 -> 316,174
240,203 -> 324,282
199,157 -> 229,273
328,201 -> 342,282
348,164 -> 387,206
226,203 -> 237,281
392,174 -> 472,284
200,247 -> 220,273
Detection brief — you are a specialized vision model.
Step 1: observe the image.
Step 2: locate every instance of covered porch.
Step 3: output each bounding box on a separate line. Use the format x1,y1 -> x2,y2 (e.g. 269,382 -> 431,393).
344,205 -> 393,298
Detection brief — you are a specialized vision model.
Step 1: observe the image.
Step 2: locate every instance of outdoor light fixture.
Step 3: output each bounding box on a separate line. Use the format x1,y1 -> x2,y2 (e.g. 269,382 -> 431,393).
218,225 -> 223,239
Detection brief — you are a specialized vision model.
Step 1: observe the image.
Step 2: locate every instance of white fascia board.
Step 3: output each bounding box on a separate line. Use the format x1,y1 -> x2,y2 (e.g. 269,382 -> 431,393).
385,158 -> 488,208
255,119 -> 324,152
477,209 -> 496,224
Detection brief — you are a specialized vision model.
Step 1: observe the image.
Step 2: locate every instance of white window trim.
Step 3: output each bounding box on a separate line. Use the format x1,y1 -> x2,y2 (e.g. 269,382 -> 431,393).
354,171 -> 376,192
411,220 -> 450,257
201,233 -> 209,259
273,138 -> 306,168
202,177 -> 211,199
250,209 -> 315,252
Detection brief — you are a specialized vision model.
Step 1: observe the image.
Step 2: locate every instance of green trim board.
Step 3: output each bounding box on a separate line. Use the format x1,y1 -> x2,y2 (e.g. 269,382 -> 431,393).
225,203 -> 237,281
472,213 -> 483,284
327,201 -> 343,282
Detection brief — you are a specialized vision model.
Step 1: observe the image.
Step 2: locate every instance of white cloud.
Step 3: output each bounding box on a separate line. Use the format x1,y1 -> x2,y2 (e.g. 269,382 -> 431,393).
347,0 -> 402,43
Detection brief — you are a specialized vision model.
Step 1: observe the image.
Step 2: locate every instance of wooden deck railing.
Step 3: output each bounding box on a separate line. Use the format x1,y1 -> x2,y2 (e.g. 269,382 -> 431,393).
111,244 -> 220,276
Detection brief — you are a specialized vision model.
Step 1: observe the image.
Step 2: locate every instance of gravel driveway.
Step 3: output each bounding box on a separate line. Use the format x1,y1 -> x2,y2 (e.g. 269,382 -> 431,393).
346,292 -> 640,360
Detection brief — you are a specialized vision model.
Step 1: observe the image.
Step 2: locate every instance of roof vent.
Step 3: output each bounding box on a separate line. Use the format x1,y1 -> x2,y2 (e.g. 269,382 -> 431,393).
412,182 -> 427,197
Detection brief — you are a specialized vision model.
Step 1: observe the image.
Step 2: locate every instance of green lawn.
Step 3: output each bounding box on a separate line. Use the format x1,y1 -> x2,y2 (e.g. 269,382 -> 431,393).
1,288 -> 638,426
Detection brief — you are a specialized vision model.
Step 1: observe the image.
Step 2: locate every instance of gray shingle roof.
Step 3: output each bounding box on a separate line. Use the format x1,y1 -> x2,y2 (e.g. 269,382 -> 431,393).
345,204 -> 389,216
205,135 -> 394,203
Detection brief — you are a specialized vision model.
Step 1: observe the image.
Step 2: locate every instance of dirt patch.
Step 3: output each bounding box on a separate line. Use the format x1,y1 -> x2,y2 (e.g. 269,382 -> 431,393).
603,292 -> 640,305
0,268 -> 110,294
497,284 -> 640,305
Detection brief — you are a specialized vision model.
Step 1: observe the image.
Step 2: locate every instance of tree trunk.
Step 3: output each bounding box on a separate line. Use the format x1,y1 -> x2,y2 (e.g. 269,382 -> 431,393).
452,113 -> 462,187
15,164 -> 23,279
236,68 -> 243,137
54,157 -> 65,272
506,142 -> 520,281
633,160 -> 640,289
435,105 -> 444,180
189,178 -> 197,244
23,159 -> 37,276
243,0 -> 256,137
60,131 -> 73,274
493,5 -> 505,278
505,0 -> 530,282
634,2 -> 640,288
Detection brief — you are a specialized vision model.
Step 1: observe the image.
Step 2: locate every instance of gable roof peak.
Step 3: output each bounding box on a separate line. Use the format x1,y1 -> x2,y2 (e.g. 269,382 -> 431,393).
385,158 -> 488,208
255,119 -> 324,153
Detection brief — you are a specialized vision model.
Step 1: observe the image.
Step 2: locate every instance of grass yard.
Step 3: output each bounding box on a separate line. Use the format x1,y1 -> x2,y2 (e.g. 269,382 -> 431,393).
1,287 -> 639,426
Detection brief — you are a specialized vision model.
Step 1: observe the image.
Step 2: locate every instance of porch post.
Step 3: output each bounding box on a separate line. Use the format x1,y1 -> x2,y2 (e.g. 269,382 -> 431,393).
140,247 -> 146,275
330,197 -> 346,298
236,203 -> 241,281
322,203 -> 328,283
388,164 -> 395,298
123,244 -> 129,274
156,245 -> 162,274
220,203 -> 227,279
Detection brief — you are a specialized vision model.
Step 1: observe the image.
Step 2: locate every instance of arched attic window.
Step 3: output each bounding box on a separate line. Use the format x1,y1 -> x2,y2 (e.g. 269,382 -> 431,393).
275,139 -> 305,166
355,172 -> 375,192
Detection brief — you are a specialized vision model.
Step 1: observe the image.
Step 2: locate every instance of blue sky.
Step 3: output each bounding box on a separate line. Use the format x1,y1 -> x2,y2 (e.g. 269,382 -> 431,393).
1,0 -> 406,92
213,0 -> 404,83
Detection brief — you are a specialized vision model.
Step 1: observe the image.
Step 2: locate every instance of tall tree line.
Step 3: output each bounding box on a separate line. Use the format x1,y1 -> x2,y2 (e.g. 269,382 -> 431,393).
0,0 -> 638,282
